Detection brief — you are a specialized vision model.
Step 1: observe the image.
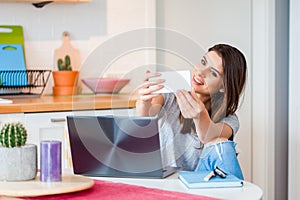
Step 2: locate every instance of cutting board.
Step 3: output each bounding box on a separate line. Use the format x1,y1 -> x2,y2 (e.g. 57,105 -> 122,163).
0,25 -> 24,45
0,26 -> 27,86
0,44 -> 26,70
0,25 -> 26,71
54,32 -> 80,71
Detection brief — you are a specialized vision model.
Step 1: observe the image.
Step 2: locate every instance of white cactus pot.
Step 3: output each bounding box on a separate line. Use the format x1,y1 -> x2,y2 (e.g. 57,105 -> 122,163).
0,144 -> 37,181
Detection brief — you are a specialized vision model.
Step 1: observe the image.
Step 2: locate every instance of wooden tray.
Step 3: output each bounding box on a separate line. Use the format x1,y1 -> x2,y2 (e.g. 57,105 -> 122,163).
0,173 -> 94,197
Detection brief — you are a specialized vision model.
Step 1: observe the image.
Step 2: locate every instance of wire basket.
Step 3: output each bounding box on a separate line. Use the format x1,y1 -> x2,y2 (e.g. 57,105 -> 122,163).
0,70 -> 51,97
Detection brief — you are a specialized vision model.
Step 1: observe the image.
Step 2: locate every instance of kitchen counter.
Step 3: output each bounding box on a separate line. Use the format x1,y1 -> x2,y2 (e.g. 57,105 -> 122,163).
0,94 -> 136,114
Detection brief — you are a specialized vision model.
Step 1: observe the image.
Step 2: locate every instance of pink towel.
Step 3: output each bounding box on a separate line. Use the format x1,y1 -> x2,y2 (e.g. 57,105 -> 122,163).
23,180 -> 219,200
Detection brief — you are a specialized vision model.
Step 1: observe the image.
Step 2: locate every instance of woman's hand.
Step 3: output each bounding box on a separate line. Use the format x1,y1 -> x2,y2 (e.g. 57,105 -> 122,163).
137,71 -> 165,102
175,89 -> 233,143
175,89 -> 212,142
135,70 -> 165,116
174,89 -> 206,119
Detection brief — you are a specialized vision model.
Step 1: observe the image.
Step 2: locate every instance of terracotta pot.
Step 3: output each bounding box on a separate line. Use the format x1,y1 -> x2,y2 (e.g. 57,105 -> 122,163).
52,86 -> 79,96
52,71 -> 79,87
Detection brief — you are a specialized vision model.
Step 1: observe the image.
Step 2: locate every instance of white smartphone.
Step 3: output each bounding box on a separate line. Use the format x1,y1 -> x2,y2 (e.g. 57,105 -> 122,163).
149,70 -> 191,93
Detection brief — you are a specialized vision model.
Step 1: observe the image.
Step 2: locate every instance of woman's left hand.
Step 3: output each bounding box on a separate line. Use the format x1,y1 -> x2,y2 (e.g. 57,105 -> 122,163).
175,89 -> 206,119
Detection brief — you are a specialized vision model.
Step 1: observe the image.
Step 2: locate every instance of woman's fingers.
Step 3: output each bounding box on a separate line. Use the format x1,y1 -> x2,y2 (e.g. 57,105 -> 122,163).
175,90 -> 199,118
176,90 -> 196,104
139,71 -> 165,95
138,70 -> 165,102
144,71 -> 161,82
175,90 -> 191,116
138,80 -> 165,96
138,84 -> 164,96
142,79 -> 165,88
139,94 -> 160,101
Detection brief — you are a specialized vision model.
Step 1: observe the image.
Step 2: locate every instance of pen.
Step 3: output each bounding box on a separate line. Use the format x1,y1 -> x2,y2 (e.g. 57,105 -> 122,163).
203,171 -> 215,181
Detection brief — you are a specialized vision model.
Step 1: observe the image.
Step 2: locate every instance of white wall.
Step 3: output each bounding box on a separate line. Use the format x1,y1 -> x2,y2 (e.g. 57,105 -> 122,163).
289,0 -> 300,199
157,1 -> 290,200
252,1 -> 289,200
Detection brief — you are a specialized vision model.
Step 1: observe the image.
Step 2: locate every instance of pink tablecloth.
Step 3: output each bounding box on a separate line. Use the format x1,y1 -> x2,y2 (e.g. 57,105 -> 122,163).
23,180 -> 219,200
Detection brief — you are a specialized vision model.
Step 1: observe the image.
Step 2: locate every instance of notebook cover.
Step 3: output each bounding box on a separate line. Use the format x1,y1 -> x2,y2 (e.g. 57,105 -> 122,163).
178,171 -> 243,189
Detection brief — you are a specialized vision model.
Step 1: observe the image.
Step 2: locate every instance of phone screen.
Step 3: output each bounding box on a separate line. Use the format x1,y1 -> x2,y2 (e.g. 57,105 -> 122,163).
149,70 -> 191,93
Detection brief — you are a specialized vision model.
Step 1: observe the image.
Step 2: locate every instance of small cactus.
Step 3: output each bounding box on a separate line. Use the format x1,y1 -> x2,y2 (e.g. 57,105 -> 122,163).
0,122 -> 27,148
57,55 -> 72,71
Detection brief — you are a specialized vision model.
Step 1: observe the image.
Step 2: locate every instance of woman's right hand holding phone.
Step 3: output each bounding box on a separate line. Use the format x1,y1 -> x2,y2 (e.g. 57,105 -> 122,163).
136,70 -> 165,116
138,70 -> 165,102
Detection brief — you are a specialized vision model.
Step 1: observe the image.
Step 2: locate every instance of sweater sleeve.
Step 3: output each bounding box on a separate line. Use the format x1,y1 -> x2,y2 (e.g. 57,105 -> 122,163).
219,113 -> 240,137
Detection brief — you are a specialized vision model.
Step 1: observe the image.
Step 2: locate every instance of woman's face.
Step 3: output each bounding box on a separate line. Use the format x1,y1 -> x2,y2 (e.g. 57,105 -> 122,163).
192,51 -> 225,97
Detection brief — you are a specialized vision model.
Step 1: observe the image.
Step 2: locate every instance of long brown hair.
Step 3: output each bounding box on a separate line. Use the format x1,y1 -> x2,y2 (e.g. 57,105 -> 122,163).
180,44 -> 247,133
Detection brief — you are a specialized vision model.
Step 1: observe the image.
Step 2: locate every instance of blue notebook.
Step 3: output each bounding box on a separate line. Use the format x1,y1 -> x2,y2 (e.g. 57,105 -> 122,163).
178,171 -> 243,189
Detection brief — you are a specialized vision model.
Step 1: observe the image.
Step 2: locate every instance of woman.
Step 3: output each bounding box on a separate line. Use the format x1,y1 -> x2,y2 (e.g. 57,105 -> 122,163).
136,44 -> 247,180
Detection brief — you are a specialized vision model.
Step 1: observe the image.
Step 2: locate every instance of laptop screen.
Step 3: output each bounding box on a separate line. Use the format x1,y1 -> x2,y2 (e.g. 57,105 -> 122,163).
67,115 -> 173,178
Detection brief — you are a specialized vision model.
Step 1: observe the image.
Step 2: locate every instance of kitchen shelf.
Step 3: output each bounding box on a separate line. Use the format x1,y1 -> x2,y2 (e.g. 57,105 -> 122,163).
0,0 -> 91,2
0,0 -> 91,8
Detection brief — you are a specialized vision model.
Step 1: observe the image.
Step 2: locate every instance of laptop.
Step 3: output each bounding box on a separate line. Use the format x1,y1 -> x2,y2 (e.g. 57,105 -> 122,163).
66,115 -> 177,179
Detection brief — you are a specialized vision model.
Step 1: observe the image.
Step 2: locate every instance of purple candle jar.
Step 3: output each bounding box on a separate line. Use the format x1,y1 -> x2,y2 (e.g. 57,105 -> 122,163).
40,140 -> 62,182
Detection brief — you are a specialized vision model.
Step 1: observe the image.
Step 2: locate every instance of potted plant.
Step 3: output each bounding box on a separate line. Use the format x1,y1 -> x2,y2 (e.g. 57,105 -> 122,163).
0,122 -> 37,181
52,55 -> 79,96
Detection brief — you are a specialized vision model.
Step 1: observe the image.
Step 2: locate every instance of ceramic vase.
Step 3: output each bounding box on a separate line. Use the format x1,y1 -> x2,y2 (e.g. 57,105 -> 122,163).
0,144 -> 37,181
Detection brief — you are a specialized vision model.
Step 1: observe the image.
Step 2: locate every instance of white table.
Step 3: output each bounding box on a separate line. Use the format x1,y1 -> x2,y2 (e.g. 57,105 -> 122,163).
92,173 -> 263,200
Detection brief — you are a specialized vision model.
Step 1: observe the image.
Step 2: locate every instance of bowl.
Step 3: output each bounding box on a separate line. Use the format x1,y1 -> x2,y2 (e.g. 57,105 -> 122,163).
81,78 -> 130,94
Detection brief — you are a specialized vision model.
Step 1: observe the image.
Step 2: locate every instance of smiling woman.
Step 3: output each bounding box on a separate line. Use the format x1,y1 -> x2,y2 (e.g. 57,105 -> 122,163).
192,51 -> 225,106
136,44 -> 247,180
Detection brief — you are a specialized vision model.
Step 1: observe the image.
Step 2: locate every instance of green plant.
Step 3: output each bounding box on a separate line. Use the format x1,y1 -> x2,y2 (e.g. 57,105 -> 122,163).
57,55 -> 72,71
0,122 -> 27,148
